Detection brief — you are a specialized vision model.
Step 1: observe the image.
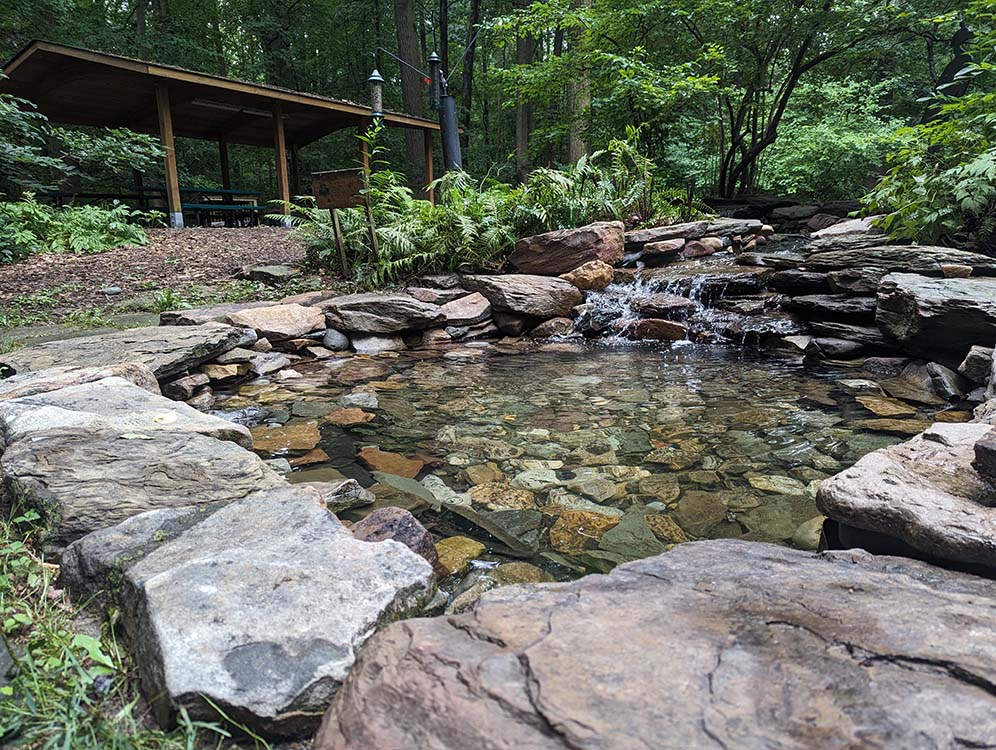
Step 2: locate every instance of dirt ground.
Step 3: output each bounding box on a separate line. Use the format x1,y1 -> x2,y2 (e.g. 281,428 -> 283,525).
0,227 -> 311,317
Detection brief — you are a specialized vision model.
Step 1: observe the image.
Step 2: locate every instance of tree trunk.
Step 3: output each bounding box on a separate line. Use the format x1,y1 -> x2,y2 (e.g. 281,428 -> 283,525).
923,21 -> 973,122
460,0 -> 482,155
514,0 -> 534,181
565,0 -> 590,163
211,1 -> 226,76
439,0 -> 449,75
394,0 -> 426,182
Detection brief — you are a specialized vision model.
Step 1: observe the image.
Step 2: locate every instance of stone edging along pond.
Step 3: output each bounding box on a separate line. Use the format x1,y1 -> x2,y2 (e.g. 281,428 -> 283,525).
1,217 -> 996,745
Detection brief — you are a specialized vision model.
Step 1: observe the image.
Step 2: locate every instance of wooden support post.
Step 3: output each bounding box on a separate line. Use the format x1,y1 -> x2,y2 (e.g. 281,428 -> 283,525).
290,143 -> 301,197
331,207 -> 351,279
272,101 -> 290,220
219,139 -> 232,192
423,130 -> 435,204
155,81 -> 183,228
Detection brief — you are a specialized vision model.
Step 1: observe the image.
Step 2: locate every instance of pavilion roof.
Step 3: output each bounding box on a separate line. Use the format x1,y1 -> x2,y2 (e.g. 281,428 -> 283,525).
1,41 -> 439,147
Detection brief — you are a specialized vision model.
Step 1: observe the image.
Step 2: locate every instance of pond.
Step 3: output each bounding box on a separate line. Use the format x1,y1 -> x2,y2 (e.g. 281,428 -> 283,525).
211,339 -> 937,582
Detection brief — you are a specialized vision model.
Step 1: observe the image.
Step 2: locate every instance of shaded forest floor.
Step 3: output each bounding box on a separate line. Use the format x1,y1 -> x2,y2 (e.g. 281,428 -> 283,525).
0,228 -> 308,315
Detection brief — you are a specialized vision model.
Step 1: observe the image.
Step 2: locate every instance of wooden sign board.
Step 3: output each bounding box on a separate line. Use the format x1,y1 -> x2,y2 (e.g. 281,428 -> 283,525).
312,169 -> 364,209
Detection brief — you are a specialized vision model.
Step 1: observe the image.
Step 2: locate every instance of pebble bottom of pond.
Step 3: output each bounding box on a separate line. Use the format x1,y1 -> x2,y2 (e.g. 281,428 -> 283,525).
211,341 -> 935,581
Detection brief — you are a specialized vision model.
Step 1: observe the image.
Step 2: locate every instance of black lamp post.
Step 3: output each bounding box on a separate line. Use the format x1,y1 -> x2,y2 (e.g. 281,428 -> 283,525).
369,48 -> 463,171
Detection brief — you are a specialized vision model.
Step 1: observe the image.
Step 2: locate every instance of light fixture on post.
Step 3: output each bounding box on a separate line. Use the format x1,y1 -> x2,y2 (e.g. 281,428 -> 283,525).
367,68 -> 385,120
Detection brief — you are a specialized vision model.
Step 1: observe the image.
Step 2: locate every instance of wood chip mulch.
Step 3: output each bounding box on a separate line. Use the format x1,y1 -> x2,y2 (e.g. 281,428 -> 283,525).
0,227 -> 309,314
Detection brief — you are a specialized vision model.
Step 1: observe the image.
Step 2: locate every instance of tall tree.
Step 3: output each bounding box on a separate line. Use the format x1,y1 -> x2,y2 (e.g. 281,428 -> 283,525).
394,0 -> 426,181
514,0 -> 534,179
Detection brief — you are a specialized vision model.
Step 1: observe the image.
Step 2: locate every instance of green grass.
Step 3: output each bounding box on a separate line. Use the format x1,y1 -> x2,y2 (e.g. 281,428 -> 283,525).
0,508 -> 268,749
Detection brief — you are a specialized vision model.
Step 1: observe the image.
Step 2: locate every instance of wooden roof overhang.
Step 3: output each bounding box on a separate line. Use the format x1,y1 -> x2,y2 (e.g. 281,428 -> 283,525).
0,41 -> 440,147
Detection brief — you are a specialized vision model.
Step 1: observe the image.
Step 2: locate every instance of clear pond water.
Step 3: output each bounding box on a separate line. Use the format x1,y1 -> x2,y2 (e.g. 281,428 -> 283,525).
214,340 -> 937,578
208,343 -> 940,577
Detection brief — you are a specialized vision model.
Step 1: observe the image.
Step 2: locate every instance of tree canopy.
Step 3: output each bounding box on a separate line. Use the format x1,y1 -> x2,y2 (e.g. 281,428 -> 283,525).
0,0 -> 989,240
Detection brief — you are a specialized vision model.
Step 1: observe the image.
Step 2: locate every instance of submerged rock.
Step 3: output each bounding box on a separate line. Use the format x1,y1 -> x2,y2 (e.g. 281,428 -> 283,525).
60,486 -> 434,738
315,539 -> 996,750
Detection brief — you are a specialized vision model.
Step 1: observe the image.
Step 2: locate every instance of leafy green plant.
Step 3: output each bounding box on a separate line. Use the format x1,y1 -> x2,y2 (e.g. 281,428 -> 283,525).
278,125 -> 709,285
864,2 -> 996,248
0,506 -> 238,749
0,194 -> 161,264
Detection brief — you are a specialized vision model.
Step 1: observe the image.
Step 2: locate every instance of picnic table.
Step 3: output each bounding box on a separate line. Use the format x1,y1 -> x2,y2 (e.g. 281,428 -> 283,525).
42,186 -> 268,227
178,186 -> 266,227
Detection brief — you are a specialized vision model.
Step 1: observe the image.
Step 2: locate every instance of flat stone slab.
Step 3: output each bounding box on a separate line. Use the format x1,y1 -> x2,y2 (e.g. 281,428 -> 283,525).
315,539 -> 996,749
2,425 -> 284,552
0,363 -> 160,401
0,323 -> 256,380
160,301 -> 277,326
804,244 -> 996,274
321,293 -> 445,333
877,273 -> 996,367
0,377 -> 251,449
817,422 -> 996,569
60,485 -> 435,737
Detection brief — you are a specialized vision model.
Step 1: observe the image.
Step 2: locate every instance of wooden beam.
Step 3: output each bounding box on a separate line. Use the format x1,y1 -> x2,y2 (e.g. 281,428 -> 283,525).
155,81 -> 183,228
423,130 -> 435,203
290,143 -> 301,197
219,139 -> 232,190
273,101 -> 290,216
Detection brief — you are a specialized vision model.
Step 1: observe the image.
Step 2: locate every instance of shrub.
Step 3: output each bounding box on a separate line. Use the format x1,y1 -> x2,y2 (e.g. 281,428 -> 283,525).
863,2 -> 996,249
0,194 -> 161,264
281,125 -> 710,285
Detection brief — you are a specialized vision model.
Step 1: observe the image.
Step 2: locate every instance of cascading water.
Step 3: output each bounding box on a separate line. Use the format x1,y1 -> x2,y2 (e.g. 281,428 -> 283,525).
575,253 -> 799,345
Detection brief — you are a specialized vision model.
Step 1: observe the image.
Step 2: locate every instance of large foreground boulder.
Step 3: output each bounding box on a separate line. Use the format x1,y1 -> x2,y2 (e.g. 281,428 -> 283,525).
817,422 -> 996,569
876,273 -> 996,366
509,221 -> 624,275
0,323 -> 255,380
61,486 -> 435,738
1,425 -> 284,552
315,539 -> 996,749
464,275 -> 583,319
322,293 -> 445,333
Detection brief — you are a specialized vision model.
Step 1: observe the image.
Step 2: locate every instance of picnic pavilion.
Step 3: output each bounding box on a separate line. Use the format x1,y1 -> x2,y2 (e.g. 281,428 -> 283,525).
0,41 -> 441,227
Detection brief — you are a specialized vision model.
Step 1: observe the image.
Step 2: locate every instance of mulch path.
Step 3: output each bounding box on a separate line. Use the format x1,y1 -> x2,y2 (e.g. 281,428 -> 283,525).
0,227 -> 310,315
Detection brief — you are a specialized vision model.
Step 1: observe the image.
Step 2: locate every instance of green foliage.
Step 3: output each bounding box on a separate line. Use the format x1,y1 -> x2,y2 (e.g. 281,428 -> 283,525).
52,128 -> 165,189
0,506 -> 241,749
0,89 -> 67,194
760,79 -> 902,201
281,126 -> 709,285
864,1 -> 996,247
0,194 -> 161,264
1,83 -> 165,198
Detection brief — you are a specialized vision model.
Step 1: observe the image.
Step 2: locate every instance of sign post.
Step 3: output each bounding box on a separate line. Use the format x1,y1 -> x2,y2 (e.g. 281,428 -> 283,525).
311,169 -> 367,279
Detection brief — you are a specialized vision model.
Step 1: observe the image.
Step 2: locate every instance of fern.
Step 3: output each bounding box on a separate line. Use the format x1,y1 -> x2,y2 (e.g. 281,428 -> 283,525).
282,125 -> 712,285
